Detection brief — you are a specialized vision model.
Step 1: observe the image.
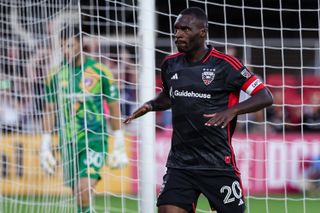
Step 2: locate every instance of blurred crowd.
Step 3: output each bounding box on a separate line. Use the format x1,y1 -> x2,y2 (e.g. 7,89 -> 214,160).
0,33 -> 320,134
0,31 -> 138,133
0,41 -> 44,133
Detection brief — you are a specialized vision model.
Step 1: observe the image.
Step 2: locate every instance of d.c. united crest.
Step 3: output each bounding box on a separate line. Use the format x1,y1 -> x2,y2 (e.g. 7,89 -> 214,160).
240,69 -> 252,79
202,68 -> 215,85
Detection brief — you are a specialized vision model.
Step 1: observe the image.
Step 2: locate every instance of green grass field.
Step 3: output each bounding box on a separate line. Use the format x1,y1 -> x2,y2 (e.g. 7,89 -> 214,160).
1,194 -> 320,213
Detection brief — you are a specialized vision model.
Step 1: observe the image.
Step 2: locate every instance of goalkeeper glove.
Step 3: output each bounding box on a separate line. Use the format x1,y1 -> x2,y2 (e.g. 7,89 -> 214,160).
109,130 -> 129,169
40,133 -> 57,175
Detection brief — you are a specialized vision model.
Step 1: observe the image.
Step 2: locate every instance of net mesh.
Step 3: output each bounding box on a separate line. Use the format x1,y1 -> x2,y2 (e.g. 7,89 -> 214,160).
0,0 -> 320,213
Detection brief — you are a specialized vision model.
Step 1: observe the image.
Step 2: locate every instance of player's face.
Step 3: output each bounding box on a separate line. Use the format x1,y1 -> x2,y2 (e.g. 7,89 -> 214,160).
174,14 -> 206,53
62,37 -> 81,64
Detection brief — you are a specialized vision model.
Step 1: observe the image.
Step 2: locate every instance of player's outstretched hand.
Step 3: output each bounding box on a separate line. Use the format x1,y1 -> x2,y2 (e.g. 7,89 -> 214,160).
109,130 -> 129,169
123,103 -> 152,124
204,109 -> 236,128
40,134 -> 57,175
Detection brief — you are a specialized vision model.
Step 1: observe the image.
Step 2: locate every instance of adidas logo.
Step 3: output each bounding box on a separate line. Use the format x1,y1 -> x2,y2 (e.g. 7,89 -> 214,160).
171,73 -> 178,79
238,198 -> 244,206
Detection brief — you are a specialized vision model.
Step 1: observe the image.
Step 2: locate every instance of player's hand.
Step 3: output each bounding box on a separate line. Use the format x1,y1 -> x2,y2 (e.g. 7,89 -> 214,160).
123,103 -> 152,124
204,109 -> 236,128
40,133 -> 57,175
109,130 -> 129,169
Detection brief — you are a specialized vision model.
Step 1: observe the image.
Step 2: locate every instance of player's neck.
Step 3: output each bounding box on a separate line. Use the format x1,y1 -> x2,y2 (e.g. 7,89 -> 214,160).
185,45 -> 209,63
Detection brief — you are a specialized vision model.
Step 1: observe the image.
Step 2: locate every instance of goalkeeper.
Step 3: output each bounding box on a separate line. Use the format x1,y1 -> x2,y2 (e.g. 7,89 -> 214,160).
40,26 -> 128,213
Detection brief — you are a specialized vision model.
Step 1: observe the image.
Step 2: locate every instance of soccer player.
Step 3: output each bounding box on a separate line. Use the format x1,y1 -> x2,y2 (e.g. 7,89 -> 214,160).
124,7 -> 273,213
40,26 -> 128,213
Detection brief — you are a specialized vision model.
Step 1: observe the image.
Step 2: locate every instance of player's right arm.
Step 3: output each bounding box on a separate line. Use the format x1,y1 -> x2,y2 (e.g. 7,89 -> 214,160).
124,57 -> 172,124
123,91 -> 171,124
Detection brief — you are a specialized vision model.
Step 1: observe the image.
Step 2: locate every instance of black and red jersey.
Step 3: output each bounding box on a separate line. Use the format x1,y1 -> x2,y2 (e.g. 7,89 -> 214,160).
161,46 -> 265,173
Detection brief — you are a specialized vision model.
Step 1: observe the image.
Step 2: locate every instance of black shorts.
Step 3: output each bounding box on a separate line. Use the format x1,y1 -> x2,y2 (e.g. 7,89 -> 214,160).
157,168 -> 245,213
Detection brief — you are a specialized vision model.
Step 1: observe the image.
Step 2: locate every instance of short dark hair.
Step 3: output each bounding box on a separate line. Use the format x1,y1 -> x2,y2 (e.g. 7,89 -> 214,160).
180,7 -> 208,28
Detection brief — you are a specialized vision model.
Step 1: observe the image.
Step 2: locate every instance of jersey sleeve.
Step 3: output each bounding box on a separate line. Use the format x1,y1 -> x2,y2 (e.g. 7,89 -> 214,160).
160,58 -> 170,96
95,63 -> 119,103
225,65 -> 265,96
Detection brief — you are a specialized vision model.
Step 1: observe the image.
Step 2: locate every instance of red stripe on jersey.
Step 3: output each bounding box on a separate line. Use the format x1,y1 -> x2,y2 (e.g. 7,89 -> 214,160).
215,49 -> 243,69
211,52 -> 240,70
160,52 -> 184,67
192,202 -> 196,213
227,92 -> 241,175
251,83 -> 265,95
162,52 -> 184,61
212,49 -> 243,70
211,52 -> 242,70
215,51 -> 242,70
227,123 -> 241,176
202,49 -> 215,63
241,76 -> 257,91
228,91 -> 240,108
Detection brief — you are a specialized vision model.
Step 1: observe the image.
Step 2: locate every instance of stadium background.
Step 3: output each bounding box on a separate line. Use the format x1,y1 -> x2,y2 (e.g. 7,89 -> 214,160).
0,0 -> 320,212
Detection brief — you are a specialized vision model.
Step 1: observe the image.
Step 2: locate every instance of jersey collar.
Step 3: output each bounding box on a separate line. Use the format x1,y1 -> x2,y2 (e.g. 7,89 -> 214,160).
183,45 -> 213,65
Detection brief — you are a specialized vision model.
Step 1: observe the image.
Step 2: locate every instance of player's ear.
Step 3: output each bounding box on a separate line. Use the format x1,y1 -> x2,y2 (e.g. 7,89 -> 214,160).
200,28 -> 207,38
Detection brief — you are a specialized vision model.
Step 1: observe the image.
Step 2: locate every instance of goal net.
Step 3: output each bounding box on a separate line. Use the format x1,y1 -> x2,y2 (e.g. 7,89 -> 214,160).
0,0 -> 138,212
0,0 -> 320,213
156,1 -> 320,212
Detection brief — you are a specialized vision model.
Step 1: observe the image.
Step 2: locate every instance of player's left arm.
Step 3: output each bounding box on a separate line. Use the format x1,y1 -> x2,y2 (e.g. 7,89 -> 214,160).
98,63 -> 121,131
204,88 -> 273,128
204,66 -> 273,128
107,100 -> 129,168
108,100 -> 121,131
228,87 -> 273,115
99,63 -> 128,168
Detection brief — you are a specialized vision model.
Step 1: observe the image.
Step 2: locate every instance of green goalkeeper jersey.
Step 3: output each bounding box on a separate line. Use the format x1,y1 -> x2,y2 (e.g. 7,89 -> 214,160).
45,57 -> 119,144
